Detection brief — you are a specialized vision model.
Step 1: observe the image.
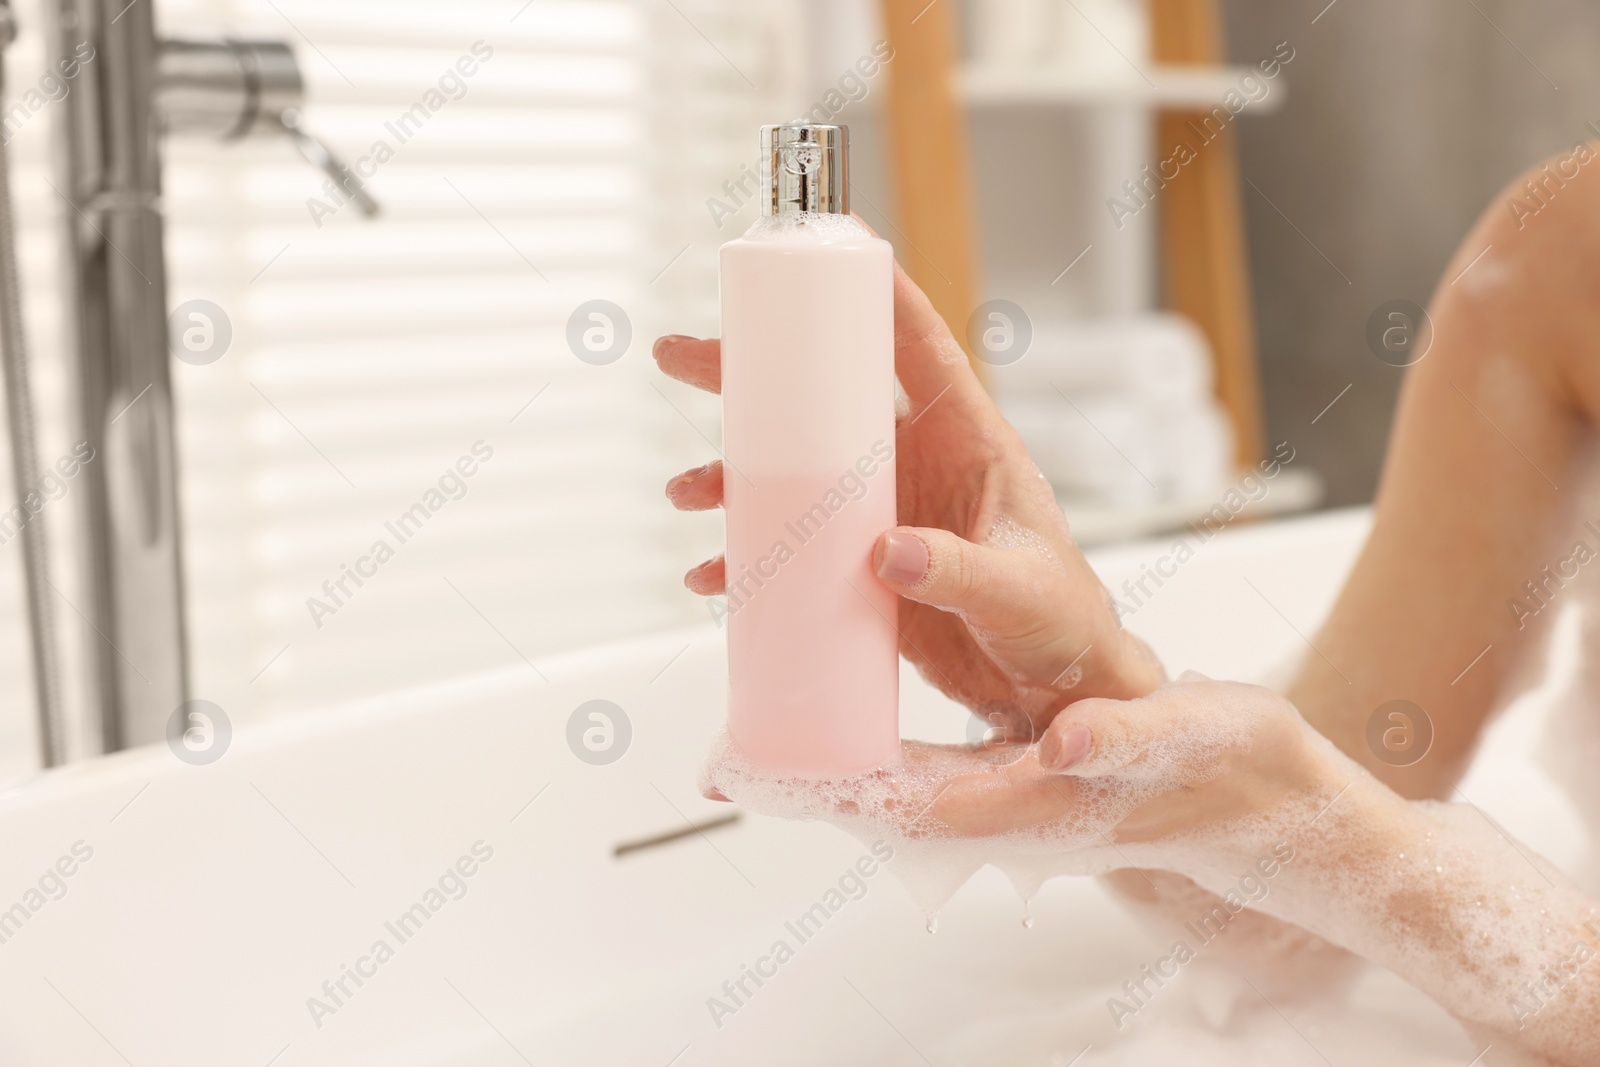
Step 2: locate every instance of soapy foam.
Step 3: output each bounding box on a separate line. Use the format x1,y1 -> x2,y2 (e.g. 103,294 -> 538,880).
1267,793 -> 1600,1054
983,513 -> 1062,565
701,684 -> 1257,915
704,679 -> 1600,1062
939,977 -> 1479,1067
741,212 -> 874,243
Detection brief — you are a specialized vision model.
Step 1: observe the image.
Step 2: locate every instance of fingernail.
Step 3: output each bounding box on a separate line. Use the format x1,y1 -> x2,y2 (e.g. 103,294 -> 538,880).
685,556 -> 722,593
653,334 -> 693,360
1041,724 -> 1092,772
875,530 -> 929,587
665,466 -> 703,500
703,787 -> 731,802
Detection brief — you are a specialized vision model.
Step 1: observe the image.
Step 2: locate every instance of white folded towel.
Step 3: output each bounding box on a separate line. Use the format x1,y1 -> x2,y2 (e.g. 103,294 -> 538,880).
1001,392 -> 1234,503
1002,395 -> 1163,506
1150,401 -> 1235,501
985,313 -> 1214,407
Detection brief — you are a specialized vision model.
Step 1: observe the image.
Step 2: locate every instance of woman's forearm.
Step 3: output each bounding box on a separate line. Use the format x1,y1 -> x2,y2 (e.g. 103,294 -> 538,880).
1208,768 -> 1600,1065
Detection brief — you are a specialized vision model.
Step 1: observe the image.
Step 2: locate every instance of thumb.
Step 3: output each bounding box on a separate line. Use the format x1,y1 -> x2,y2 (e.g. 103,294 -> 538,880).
1037,696 -> 1163,778
873,526 -> 1040,625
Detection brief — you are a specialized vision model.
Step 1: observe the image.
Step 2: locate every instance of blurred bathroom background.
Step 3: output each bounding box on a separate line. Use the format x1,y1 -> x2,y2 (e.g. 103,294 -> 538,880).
0,0 -> 1587,782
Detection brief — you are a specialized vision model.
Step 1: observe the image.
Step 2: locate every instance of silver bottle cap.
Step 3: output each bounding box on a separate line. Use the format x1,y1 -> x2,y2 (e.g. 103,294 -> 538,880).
761,124 -> 848,216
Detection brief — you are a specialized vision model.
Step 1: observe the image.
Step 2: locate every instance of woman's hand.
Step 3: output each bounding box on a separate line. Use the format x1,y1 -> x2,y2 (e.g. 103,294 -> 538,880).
705,676 -> 1344,861
931,677 -> 1343,851
708,674 -> 1600,1066
704,676 -> 1350,943
656,261 -> 1164,738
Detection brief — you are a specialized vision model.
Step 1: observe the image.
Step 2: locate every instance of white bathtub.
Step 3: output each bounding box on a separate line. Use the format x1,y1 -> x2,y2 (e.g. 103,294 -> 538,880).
0,507 -> 1589,1066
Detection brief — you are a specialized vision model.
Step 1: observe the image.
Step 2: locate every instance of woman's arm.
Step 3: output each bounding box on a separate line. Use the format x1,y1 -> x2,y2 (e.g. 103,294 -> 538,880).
708,678 -> 1600,1065
1037,685 -> 1600,1066
1290,147 -> 1600,800
1240,771 -> 1600,1065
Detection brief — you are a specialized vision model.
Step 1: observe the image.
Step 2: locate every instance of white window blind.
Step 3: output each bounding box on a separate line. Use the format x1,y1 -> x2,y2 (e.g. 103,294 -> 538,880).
0,0 -> 798,780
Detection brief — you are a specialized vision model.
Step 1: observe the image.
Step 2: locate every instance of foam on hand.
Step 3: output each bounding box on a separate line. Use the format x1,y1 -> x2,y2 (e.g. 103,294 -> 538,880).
702,680 -> 1600,1063
699,682 -> 1257,916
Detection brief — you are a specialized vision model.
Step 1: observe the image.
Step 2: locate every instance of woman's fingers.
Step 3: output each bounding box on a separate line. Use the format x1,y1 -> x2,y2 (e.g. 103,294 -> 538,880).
655,339 -> 725,591
929,755 -> 1080,836
933,695 -> 1170,835
1038,693 -> 1170,778
651,262 -> 986,410
653,335 -> 722,394
892,262 -> 987,411
873,526 -> 1060,649
666,462 -> 724,511
1040,678 -> 1277,780
684,555 -> 726,595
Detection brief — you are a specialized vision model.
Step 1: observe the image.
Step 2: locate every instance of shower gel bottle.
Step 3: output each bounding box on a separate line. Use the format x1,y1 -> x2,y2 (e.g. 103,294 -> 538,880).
719,124 -> 898,777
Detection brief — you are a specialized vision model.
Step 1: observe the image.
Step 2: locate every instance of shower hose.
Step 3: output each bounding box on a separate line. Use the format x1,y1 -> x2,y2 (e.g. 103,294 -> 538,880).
0,1 -> 67,766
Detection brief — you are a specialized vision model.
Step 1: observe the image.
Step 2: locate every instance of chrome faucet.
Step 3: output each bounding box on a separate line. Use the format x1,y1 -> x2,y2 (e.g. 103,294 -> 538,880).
155,37 -> 380,215
34,0 -> 374,760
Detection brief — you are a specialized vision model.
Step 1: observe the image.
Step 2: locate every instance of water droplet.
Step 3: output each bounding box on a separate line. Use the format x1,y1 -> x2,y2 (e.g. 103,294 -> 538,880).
1022,914 -> 1035,929
926,918 -> 939,934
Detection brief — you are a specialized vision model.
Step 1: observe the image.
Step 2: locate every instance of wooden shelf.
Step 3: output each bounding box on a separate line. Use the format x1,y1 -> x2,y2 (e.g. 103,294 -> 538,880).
960,63 -> 1286,112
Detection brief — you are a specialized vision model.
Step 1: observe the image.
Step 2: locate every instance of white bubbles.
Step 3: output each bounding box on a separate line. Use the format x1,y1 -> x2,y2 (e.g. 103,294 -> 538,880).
699,685 -> 1259,919
742,212 -> 874,243
703,669 -> 1600,1060
985,514 -> 1065,575
1297,798 -> 1600,1048
706,721 -> 1600,1064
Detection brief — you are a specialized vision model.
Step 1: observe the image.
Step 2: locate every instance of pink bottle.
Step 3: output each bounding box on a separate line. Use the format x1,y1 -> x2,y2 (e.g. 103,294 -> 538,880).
718,124 -> 899,778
